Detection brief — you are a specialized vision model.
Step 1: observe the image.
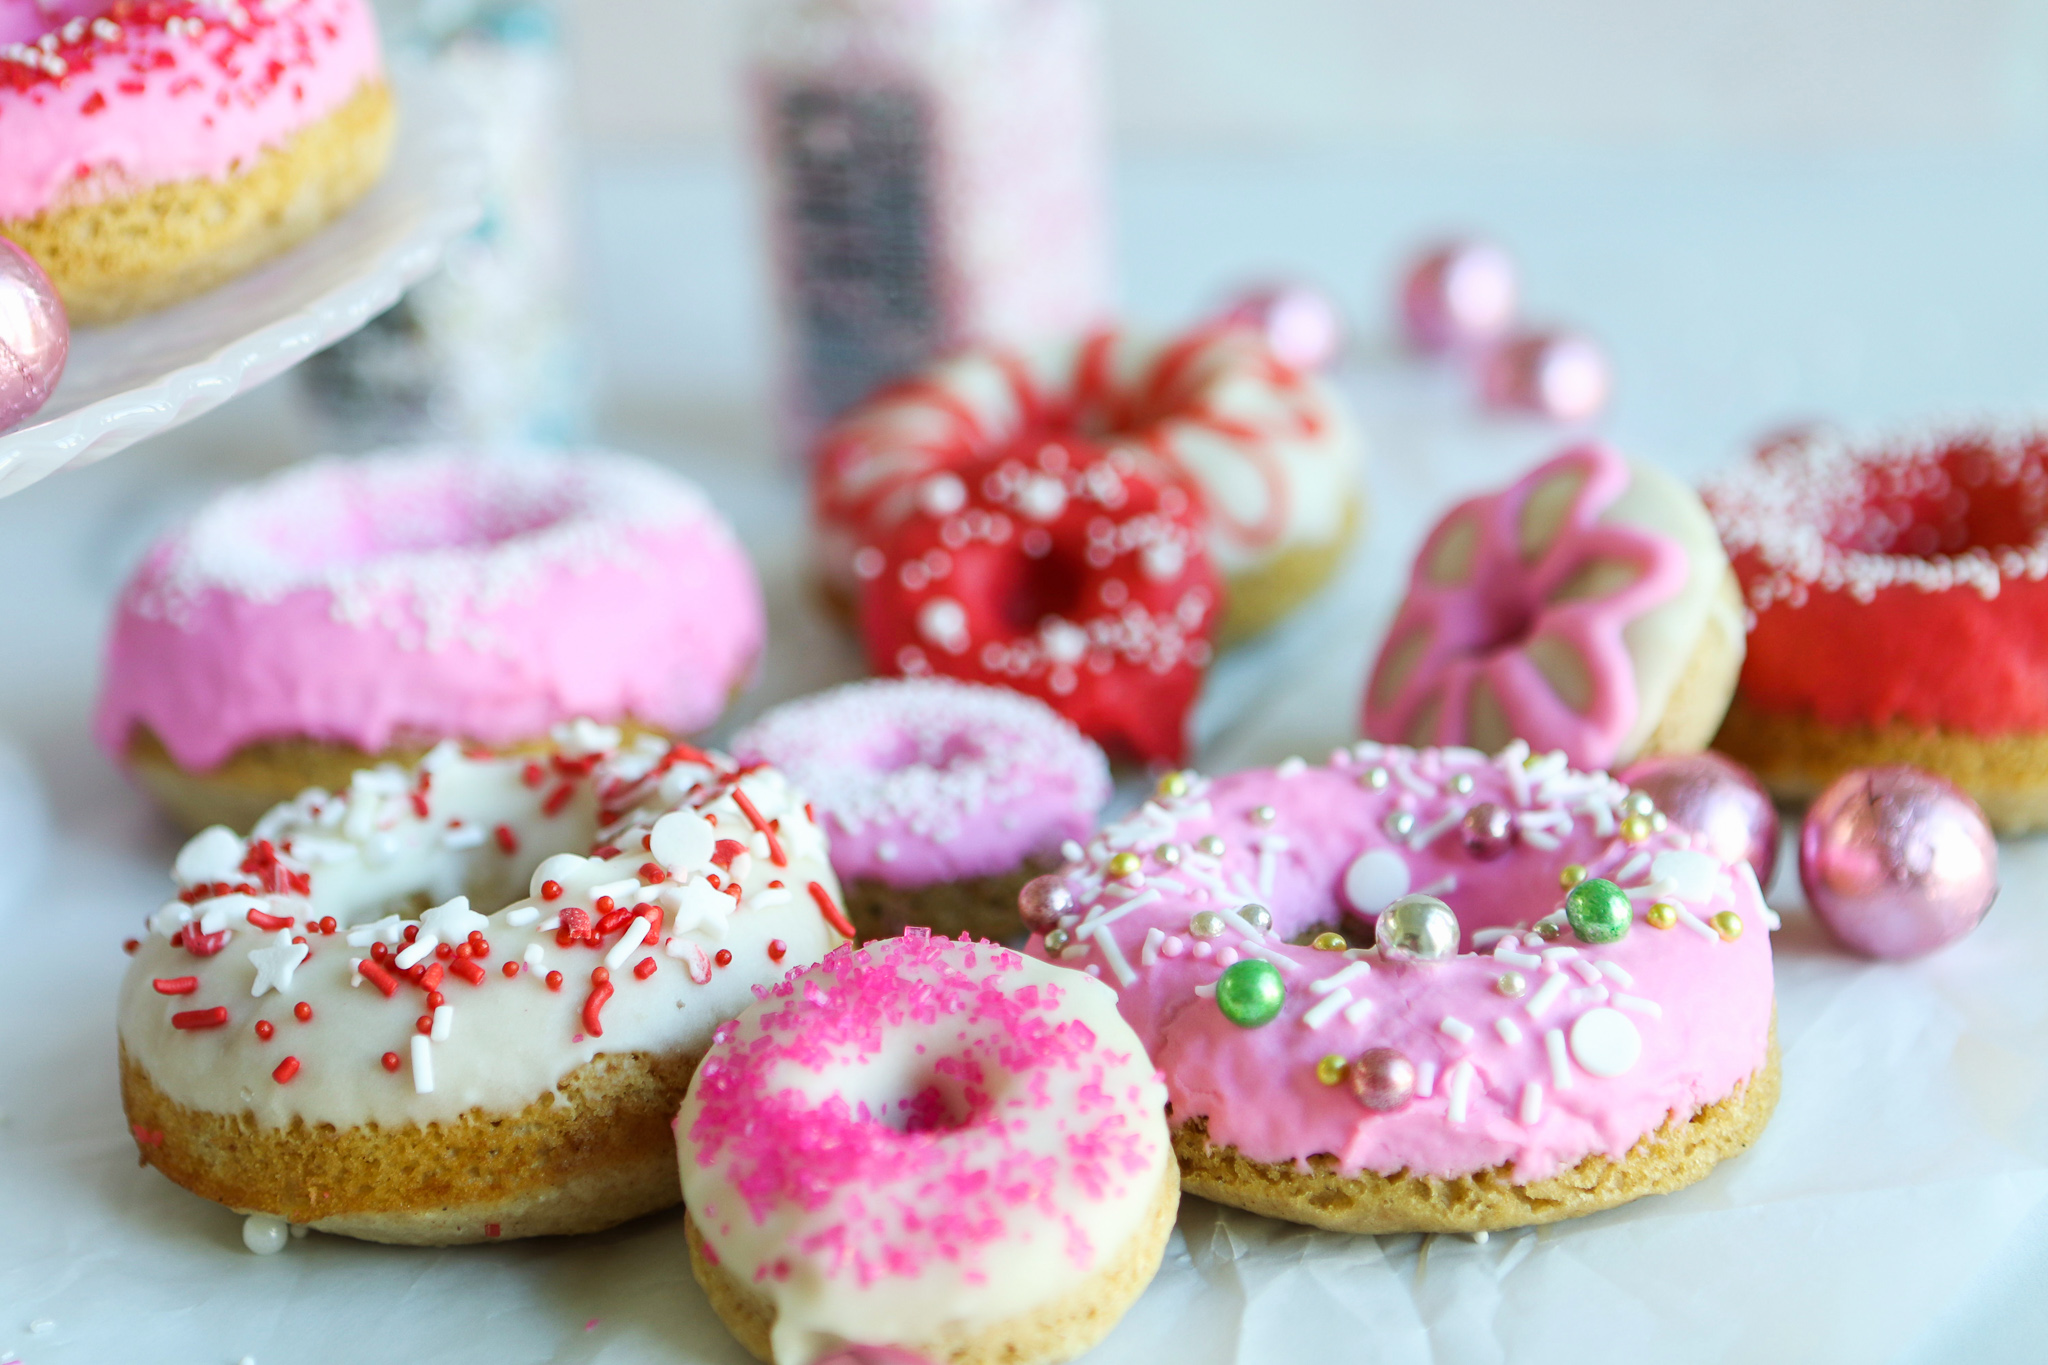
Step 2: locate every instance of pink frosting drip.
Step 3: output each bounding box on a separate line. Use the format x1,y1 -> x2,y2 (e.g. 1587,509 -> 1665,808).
0,0 -> 384,222
94,449 -> 765,770
732,679 -> 1110,889
1030,747 -> 1775,1183
685,931 -> 1159,1284
1365,444 -> 1688,771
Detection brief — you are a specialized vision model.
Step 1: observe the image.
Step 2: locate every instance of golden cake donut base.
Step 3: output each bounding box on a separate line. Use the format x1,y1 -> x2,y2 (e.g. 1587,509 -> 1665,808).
1,80 -> 395,325
1714,696 -> 2048,834
125,720 -> 673,836
1213,491 -> 1367,648
1630,566 -> 1748,762
685,1158 -> 1181,1365
1173,1033 -> 1778,1235
120,1043 -> 699,1245
841,856 -> 1056,945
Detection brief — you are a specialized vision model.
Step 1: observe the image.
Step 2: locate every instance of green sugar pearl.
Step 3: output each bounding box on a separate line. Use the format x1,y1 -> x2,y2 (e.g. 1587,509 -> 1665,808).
1215,958 -> 1286,1027
1565,876 -> 1633,944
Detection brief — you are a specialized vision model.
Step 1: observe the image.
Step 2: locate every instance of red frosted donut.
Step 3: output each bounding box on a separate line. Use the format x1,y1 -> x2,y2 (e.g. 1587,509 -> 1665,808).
854,436 -> 1218,765
1706,425 -> 2048,831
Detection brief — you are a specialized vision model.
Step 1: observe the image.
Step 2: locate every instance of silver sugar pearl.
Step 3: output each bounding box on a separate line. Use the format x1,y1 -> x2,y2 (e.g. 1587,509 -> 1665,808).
1196,835 -> 1226,858
1375,894 -> 1460,964
1362,766 -> 1390,791
1154,842 -> 1184,867
1385,810 -> 1416,839
1239,903 -> 1273,933
1250,805 -> 1277,826
1017,875 -> 1075,934
1449,773 -> 1475,796
1651,811 -> 1668,831
1623,790 -> 1657,818
1495,971 -> 1528,997
1043,927 -> 1071,953
1189,910 -> 1226,939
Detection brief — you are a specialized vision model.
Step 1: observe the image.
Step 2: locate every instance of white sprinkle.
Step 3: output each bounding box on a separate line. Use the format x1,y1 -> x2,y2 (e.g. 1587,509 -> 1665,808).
1085,925 -> 1138,986
1494,946 -> 1543,970
1061,839 -> 1085,863
1613,850 -> 1650,883
1342,996 -> 1376,1025
394,935 -> 438,970
505,905 -> 540,927
1277,756 -> 1307,777
1194,983 -> 1216,998
348,958 -> 364,988
1408,807 -> 1466,851
1255,835 -> 1289,899
1415,1060 -> 1438,1098
1060,944 -> 1091,961
27,1320 -> 52,1335
1471,927 -> 1516,947
1084,964 -> 1101,977
1083,888 -> 1161,932
1303,989 -> 1353,1029
1309,960 -> 1373,995
1570,958 -> 1604,985
1469,1230 -> 1489,1245
1525,971 -> 1570,1020
523,944 -> 544,968
1393,764 -> 1436,797
1520,828 -> 1561,850
604,916 -> 653,969
1594,959 -> 1634,987
1765,908 -> 1783,931
1569,1007 -> 1642,1076
431,1005 -> 453,1042
1571,985 -> 1611,1006
1439,1016 -> 1474,1043
242,1213 -> 288,1255
1520,1081 -> 1544,1126
1140,926 -> 1165,967
1675,906 -> 1720,941
1545,1028 -> 1574,1090
442,823 -> 487,851
1626,878 -> 1681,902
1495,1017 -> 1524,1045
1613,993 -> 1663,1018
411,1035 -> 434,1094
1445,1060 -> 1475,1123
1541,946 -> 1579,966
1412,874 -> 1459,897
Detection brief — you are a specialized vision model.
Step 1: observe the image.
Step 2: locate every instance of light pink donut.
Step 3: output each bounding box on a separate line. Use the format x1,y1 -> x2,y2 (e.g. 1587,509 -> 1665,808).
1030,744 -> 1777,1231
95,448 -> 764,773
0,0 -> 384,222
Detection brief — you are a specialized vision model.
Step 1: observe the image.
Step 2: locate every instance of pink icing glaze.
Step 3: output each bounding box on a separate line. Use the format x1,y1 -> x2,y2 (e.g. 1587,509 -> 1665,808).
683,931 -> 1162,1284
1364,444 -> 1688,771
0,0 -> 384,223
731,678 -> 1110,889
94,448 -> 765,771
1029,744 -> 1775,1183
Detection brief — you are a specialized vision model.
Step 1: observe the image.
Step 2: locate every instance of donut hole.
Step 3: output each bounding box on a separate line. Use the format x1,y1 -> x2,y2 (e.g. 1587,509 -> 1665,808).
1834,437 -> 2048,559
990,546 -> 1090,634
806,1047 -> 986,1136
868,728 -> 988,777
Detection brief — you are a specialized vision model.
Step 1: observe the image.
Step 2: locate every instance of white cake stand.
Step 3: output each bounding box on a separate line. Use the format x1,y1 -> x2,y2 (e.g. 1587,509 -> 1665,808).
0,63 -> 483,498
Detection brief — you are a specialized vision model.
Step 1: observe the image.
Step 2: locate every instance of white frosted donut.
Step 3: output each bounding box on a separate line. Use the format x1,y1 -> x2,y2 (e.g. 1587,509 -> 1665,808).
117,723 -> 852,1245
678,931 -> 1178,1365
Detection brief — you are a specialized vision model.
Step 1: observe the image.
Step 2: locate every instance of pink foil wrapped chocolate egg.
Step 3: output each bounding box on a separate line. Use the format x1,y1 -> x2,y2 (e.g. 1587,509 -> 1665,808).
1799,765 -> 1998,960
1478,329 -> 1610,422
0,238 -> 68,431
1399,240 -> 1517,354
1617,752 -> 1780,889
1219,282 -> 1344,371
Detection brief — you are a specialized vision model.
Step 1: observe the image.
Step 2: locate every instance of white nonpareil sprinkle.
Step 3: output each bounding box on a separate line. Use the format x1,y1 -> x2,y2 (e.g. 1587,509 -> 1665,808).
1495,1017 -> 1524,1045
1520,1081 -> 1545,1126
1308,960 -> 1373,995
603,916 -> 653,969
1595,959 -> 1634,987
1525,971 -> 1570,1020
1085,925 -> 1138,986
1302,989 -> 1352,1030
1445,1061 -> 1475,1123
1438,1016 -> 1474,1044
411,1036 -> 435,1094
431,1005 -> 453,1042
394,935 -> 438,971
1545,1028 -> 1574,1090
1613,993 -> 1664,1019
1342,996 -> 1376,1025
1414,1060 -> 1438,1098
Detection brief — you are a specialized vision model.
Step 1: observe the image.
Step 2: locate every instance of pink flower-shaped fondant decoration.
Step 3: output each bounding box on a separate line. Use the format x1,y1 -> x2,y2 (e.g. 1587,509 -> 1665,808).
1364,444 -> 1693,770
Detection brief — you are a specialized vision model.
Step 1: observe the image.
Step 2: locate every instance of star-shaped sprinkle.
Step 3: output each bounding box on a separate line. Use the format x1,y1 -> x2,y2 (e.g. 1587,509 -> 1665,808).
421,896 -> 489,943
249,931 -> 310,998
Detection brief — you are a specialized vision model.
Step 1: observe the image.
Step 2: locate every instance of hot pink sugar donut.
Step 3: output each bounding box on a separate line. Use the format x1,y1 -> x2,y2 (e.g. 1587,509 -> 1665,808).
1363,443 -> 1744,772
1029,743 -> 1778,1233
732,678 -> 1111,943
678,931 -> 1177,1365
96,447 -> 765,832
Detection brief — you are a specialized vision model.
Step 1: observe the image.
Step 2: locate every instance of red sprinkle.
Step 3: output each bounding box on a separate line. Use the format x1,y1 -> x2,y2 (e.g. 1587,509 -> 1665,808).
425,990 -> 446,1009
411,792 -> 430,819
594,895 -> 616,915
152,976 -> 199,995
494,824 -> 519,855
501,961 -> 521,979
123,938 -> 140,955
358,959 -> 399,997
245,908 -> 294,931
768,939 -> 787,962
382,1052 -> 402,1072
434,943 -> 455,961
714,949 -> 733,968
711,839 -> 746,870
451,958 -> 486,986
541,880 -> 564,902
417,1016 -> 434,1034
294,1002 -> 313,1022
583,968 -> 614,1036
543,783 -> 575,818
634,957 -> 658,980
319,916 -> 338,935
468,933 -> 490,959
808,881 -> 856,939
732,787 -> 788,866
172,1007 -> 229,1030
272,1056 -> 300,1084
638,861 -> 666,884
485,1223 -> 501,1238
546,971 -> 564,991
420,964 -> 445,992
521,761 -> 546,788
183,927 -> 232,957
255,1020 -> 276,1041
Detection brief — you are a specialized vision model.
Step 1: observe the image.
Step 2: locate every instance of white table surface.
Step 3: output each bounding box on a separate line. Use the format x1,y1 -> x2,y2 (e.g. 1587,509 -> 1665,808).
4,146 -> 2048,1364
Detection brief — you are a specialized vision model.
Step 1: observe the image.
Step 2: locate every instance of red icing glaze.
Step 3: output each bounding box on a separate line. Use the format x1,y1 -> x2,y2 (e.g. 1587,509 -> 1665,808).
855,439 -> 1218,764
1707,428 -> 2048,734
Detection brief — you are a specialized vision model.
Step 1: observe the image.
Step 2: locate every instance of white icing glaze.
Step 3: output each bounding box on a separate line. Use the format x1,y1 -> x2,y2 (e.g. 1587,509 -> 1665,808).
118,728 -> 851,1130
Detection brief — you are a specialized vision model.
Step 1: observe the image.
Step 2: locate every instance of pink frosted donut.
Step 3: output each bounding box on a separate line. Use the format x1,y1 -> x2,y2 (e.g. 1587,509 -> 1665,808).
96,448 -> 765,832
733,679 -> 1111,943
1029,743 -> 1778,1233
678,930 -> 1178,1365
1,0 -> 392,322
1363,443 -> 1745,772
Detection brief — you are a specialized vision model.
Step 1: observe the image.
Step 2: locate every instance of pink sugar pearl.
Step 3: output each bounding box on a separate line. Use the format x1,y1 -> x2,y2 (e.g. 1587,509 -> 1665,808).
0,238 -> 67,431
1399,240 -> 1517,354
1219,282 -> 1345,371
1477,330 -> 1610,422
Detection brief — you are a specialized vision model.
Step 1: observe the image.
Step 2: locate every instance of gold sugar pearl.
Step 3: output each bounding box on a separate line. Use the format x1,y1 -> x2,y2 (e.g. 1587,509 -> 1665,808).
1362,766 -> 1390,791
1195,835 -> 1227,858
1651,811 -> 1668,832
1620,814 -> 1653,844
1623,790 -> 1656,818
1559,863 -> 1589,889
1156,771 -> 1191,799
1250,804 -> 1277,826
1449,773 -> 1475,795
1713,910 -> 1744,941
1312,932 -> 1348,952
1536,918 -> 1564,942
1316,1054 -> 1348,1086
1106,851 -> 1142,880
1646,901 -> 1678,930
1154,843 -> 1183,867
